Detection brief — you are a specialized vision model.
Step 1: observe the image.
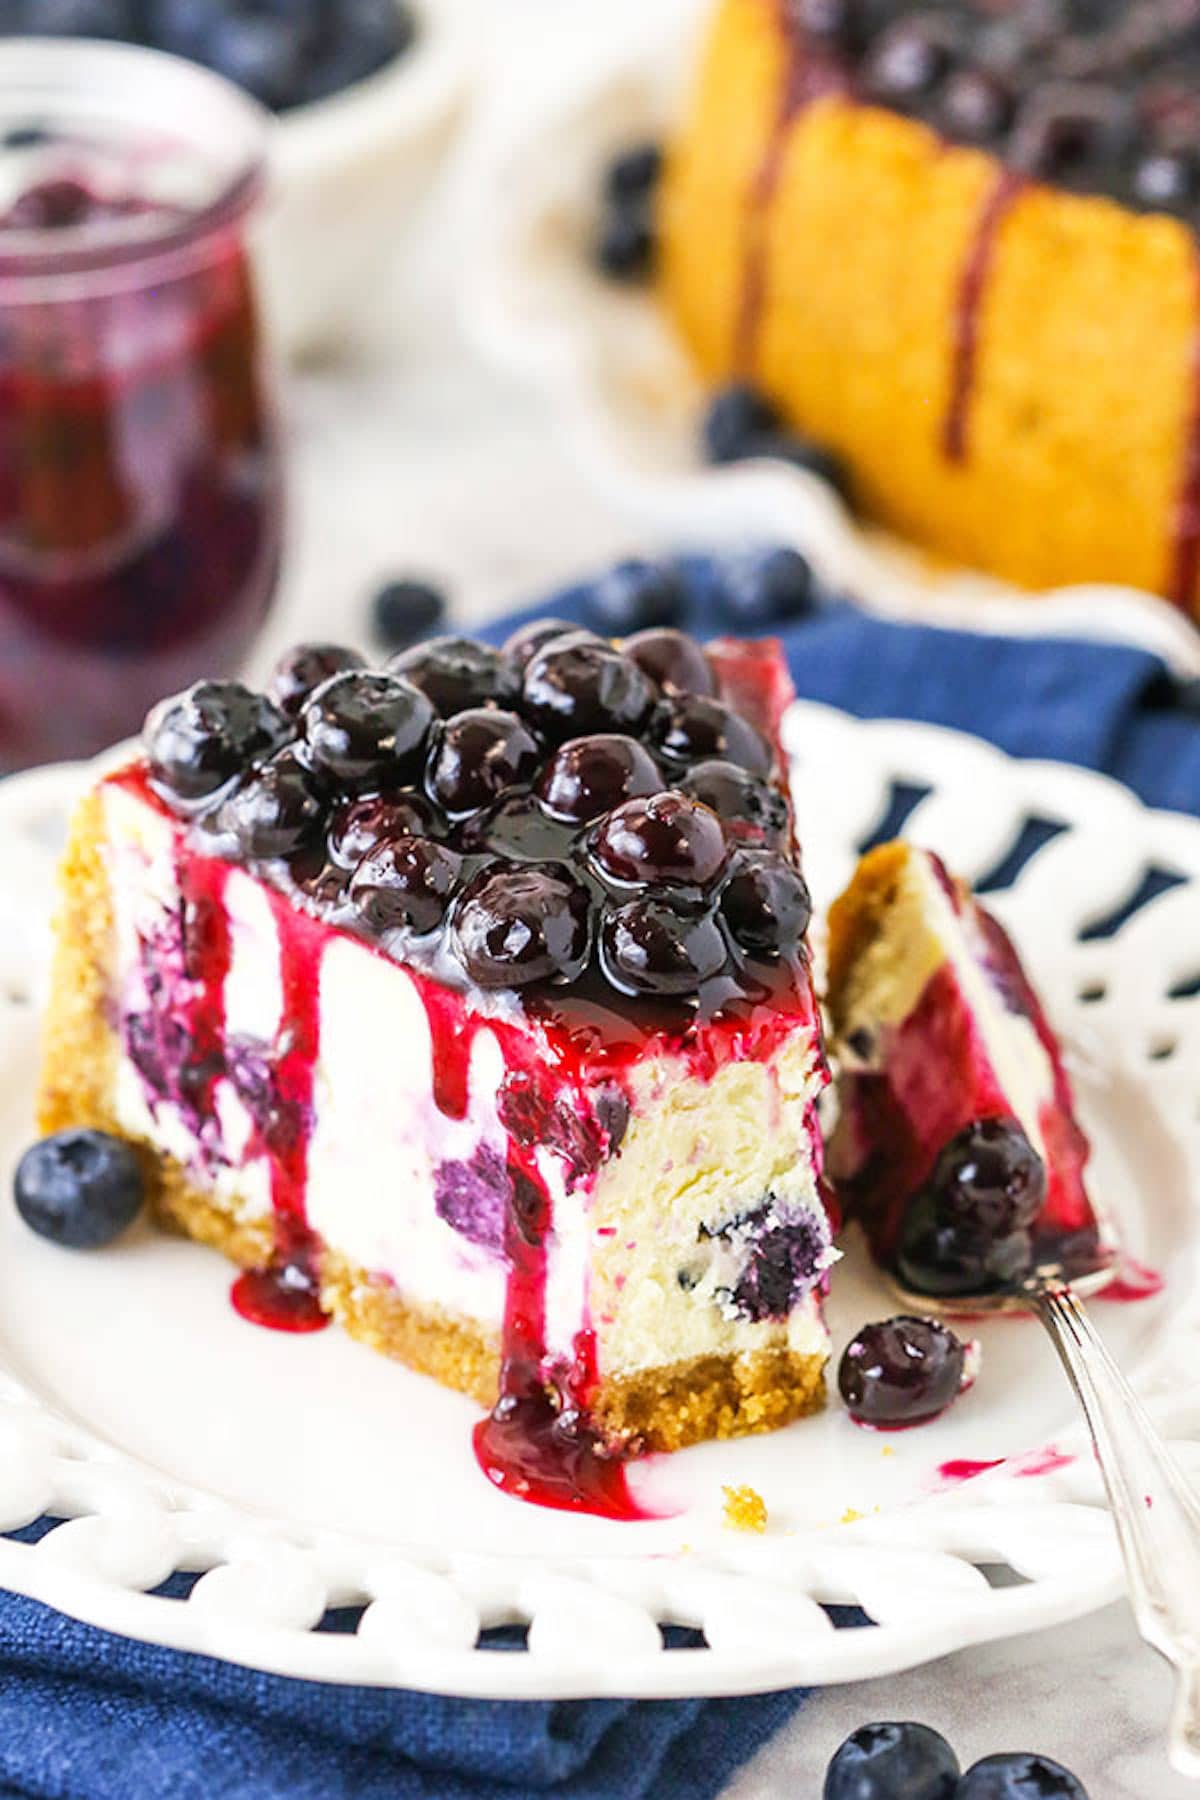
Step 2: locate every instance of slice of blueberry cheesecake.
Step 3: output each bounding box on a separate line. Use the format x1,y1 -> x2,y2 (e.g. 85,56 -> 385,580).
38,624 -> 833,1513
826,841 -> 1106,1299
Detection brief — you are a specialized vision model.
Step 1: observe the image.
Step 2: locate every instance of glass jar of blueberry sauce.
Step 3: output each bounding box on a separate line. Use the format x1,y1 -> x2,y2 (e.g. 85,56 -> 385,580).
0,39 -> 283,771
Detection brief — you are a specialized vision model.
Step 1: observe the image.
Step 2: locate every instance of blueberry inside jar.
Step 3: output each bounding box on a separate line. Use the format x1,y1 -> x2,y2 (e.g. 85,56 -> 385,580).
0,42 -> 281,771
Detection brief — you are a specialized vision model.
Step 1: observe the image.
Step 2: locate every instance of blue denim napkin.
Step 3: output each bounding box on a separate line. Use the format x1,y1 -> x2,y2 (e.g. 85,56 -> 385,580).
3,556 -> 1197,1800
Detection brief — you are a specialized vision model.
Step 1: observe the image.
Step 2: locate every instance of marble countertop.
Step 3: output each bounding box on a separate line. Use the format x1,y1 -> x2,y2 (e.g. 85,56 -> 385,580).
270,6 -> 1194,1792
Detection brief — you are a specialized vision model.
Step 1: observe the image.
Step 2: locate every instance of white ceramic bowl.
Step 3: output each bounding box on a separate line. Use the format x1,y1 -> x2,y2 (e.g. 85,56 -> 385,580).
258,0 -> 472,359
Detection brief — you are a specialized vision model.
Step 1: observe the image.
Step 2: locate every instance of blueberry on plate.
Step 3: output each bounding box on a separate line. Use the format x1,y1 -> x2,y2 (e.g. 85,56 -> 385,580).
717,547 -> 819,627
584,557 -> 685,635
957,1752 -> 1090,1798
15,1129 -> 144,1249
837,1317 -> 968,1428
144,681 -> 290,803
369,577 -> 447,652
823,1721 -> 960,1800
702,383 -> 781,465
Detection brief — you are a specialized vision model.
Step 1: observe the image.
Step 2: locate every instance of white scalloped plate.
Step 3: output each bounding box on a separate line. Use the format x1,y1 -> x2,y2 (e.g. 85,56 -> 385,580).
0,707 -> 1197,1697
460,7 -> 1200,680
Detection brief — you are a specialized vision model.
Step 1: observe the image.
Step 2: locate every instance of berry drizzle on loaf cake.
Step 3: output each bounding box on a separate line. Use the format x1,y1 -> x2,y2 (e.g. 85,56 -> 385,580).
662,0 -> 1200,612
38,625 -> 834,1516
826,841 -> 1106,1297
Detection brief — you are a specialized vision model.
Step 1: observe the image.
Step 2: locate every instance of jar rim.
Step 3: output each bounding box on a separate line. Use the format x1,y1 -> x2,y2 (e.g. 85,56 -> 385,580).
0,37 -> 271,296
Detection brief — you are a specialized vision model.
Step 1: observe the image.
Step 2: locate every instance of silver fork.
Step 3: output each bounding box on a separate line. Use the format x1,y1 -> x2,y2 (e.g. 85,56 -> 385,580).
889,1260 -> 1200,1780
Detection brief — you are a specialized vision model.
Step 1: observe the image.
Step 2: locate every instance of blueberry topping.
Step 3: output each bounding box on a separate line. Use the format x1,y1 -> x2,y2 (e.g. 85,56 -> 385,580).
838,1317 -> 967,1427
370,577 -> 448,652
217,749 -> 324,859
501,617 -> 587,671
522,634 -> 656,740
649,692 -> 772,775
388,636 -> 519,717
702,382 -> 781,464
680,758 -> 790,845
603,142 -> 663,203
348,834 -> 461,934
895,1190 -> 1033,1298
717,547 -> 818,626
600,896 -> 727,996
592,791 -> 728,887
302,670 -> 433,790
426,708 -> 542,817
144,681 -> 290,802
15,1129 -> 144,1249
584,558 -> 685,634
537,733 -> 661,824
453,864 -> 591,988
267,642 -> 367,718
957,1753 -> 1089,1799
720,849 -> 812,954
327,790 -> 435,870
928,1117 -> 1047,1238
823,1721 -> 960,1800
623,627 -> 715,697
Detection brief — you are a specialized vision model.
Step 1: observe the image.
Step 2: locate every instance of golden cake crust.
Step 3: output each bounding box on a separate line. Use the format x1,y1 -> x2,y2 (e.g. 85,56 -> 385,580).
661,0 -> 1200,612
35,782 -> 827,1457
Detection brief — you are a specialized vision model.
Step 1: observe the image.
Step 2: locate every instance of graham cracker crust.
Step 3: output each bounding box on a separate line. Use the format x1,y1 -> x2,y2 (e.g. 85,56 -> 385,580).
35,783 -> 828,1456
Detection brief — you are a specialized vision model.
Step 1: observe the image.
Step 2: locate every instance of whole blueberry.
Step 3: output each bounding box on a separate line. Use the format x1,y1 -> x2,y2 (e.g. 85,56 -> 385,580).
623,627 -> 715,697
601,896 -> 727,996
29,0 -> 134,37
718,547 -> 818,626
296,0 -> 413,105
327,791 -> 434,870
205,12 -> 306,109
303,670 -> 434,789
837,1318 -> 967,1428
145,0 -> 214,57
522,634 -> 656,741
501,617 -> 588,672
537,733 -> 660,824
584,558 -> 685,635
895,1190 -> 1033,1299
1131,149 -> 1197,214
931,1118 -> 1046,1239
649,692 -> 772,776
452,864 -> 591,988
267,642 -> 367,718
595,202 -> 655,279
680,759 -> 789,846
939,67 -> 1015,144
592,791 -> 727,887
15,1130 -> 144,1250
217,749 -> 325,859
702,382 -> 781,465
369,577 -> 447,652
957,1752 -> 1090,1799
863,21 -> 953,100
603,142 -> 663,204
426,708 -> 542,817
823,1721 -> 960,1800
349,834 -> 461,935
720,849 -> 812,954
144,681 -> 290,803
388,635 -> 519,717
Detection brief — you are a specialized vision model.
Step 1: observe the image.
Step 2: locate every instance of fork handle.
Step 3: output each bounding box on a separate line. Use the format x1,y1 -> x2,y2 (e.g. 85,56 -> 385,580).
1034,1282 -> 1200,1779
